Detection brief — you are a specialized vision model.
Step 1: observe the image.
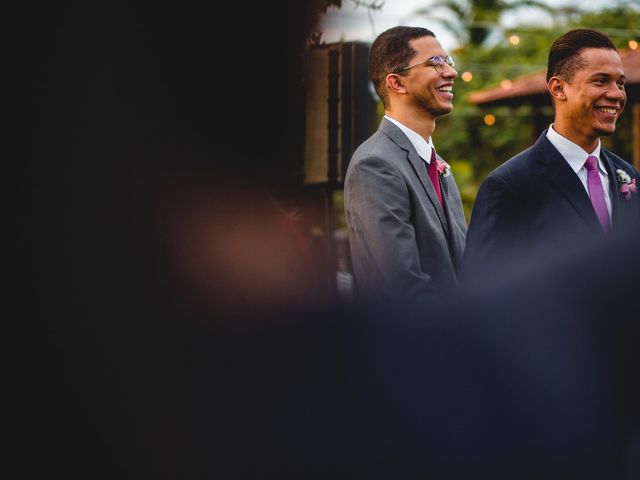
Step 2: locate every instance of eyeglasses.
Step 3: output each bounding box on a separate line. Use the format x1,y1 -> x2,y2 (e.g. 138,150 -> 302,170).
394,55 -> 455,74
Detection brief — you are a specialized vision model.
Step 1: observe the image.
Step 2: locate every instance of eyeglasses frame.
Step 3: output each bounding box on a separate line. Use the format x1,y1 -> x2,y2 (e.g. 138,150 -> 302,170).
393,55 -> 455,74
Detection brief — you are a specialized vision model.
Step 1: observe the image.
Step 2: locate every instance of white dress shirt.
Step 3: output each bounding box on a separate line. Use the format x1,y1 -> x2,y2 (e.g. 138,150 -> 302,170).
546,124 -> 612,221
385,115 -> 436,164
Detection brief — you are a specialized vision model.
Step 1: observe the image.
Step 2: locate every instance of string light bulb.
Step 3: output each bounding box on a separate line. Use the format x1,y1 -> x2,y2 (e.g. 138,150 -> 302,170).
484,114 -> 496,126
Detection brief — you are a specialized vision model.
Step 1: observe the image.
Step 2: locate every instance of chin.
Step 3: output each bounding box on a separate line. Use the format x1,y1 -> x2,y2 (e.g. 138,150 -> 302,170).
595,125 -> 617,137
436,104 -> 454,116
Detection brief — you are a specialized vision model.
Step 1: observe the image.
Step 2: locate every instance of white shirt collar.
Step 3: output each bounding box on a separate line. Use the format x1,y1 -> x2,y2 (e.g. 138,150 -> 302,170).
546,123 -> 603,174
385,115 -> 435,164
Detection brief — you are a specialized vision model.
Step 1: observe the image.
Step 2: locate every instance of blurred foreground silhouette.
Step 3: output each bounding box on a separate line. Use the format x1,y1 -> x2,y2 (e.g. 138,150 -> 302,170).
20,2 -> 639,478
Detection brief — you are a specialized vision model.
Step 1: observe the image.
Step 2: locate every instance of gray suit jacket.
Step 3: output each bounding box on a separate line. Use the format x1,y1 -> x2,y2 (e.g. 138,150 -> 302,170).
344,117 -> 467,299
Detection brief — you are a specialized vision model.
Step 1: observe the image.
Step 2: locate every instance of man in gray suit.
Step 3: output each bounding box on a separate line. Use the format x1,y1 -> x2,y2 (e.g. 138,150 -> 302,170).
344,26 -> 467,300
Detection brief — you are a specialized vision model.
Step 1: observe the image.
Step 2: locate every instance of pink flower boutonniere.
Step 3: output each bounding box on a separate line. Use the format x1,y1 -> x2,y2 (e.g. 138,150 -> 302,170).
436,159 -> 451,178
616,169 -> 637,201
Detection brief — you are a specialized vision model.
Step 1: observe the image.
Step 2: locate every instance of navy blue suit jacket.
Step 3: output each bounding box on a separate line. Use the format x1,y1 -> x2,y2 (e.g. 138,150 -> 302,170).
463,131 -> 640,281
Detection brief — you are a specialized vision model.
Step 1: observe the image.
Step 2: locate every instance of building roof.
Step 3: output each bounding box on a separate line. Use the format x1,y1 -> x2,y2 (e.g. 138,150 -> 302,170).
467,48 -> 639,107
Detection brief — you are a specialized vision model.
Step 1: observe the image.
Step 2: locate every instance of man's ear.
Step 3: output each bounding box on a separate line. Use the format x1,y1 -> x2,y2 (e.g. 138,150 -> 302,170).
547,76 -> 567,102
385,73 -> 407,94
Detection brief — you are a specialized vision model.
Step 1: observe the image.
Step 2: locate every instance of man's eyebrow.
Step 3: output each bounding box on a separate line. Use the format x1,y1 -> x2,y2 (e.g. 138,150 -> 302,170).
590,71 -> 626,80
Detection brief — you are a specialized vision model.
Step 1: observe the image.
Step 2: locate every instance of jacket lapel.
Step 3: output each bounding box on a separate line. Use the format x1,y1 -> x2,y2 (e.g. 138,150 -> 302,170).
536,133 -> 604,235
438,161 -> 466,274
407,150 -> 450,231
380,119 -> 450,234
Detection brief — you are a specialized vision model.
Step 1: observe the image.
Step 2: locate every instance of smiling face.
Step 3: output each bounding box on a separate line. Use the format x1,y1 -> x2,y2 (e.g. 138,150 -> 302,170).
551,47 -> 626,151
397,35 -> 457,119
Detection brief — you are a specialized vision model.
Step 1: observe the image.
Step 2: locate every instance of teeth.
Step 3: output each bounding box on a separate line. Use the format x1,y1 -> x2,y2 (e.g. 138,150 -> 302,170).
597,107 -> 617,115
438,87 -> 453,93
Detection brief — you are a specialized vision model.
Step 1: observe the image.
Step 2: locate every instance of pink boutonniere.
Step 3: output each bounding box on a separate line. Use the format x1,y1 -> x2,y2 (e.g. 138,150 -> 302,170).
616,169 -> 638,200
435,159 -> 451,178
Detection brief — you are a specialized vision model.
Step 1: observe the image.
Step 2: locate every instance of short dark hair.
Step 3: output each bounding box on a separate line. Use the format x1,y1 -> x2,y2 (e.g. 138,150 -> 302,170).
547,28 -> 617,82
369,26 -> 435,108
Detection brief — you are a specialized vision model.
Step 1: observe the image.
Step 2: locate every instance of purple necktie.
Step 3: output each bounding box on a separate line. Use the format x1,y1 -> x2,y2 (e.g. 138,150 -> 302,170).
426,149 -> 443,206
585,155 -> 610,232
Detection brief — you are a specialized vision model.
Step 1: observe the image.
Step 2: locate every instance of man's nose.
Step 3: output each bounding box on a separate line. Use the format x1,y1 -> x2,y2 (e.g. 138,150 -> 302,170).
606,82 -> 626,102
443,63 -> 457,79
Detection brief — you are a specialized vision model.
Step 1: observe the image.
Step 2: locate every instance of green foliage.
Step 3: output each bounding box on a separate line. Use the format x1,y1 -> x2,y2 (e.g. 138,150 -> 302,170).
449,160 -> 476,221
414,0 -> 557,47
570,5 -> 640,46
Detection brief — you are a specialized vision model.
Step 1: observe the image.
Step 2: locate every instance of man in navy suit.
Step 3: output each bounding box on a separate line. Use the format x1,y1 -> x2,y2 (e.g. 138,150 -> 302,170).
463,29 -> 640,281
